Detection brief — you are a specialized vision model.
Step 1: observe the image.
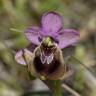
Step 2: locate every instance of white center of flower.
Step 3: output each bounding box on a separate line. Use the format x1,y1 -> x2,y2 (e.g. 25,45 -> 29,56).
40,52 -> 54,64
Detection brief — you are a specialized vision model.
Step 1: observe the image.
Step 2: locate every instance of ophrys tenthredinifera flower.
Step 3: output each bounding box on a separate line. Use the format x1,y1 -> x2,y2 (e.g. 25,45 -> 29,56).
15,12 -> 79,80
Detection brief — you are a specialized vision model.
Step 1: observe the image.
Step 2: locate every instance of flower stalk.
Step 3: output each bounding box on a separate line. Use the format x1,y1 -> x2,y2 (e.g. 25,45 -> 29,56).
52,80 -> 62,96
44,80 -> 62,96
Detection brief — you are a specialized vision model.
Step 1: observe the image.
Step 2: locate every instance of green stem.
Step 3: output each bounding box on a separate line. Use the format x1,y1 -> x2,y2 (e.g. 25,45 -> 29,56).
43,79 -> 62,96
52,80 -> 62,96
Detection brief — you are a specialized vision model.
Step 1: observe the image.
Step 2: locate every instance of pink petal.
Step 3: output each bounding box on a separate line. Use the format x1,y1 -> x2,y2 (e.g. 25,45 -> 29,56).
41,12 -> 62,36
25,26 -> 40,45
58,29 -> 80,49
15,49 -> 33,65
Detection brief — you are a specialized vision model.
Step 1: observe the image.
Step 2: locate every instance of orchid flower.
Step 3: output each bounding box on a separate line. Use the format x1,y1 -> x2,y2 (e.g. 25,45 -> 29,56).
15,12 -> 79,80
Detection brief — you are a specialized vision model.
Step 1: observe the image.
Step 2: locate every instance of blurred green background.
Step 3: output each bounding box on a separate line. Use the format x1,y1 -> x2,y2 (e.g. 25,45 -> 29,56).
0,0 -> 96,96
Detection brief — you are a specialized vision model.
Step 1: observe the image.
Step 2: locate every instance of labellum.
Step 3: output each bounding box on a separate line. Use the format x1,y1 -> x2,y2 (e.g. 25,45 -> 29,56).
32,37 -> 65,80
